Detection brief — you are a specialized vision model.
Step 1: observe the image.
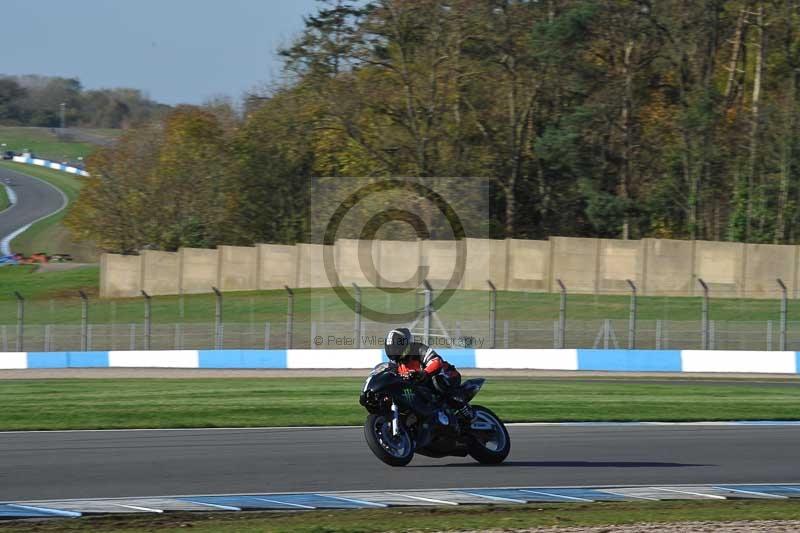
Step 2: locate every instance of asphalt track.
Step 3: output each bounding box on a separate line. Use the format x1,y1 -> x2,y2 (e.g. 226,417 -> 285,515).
1,424 -> 798,502
0,164 -> 67,252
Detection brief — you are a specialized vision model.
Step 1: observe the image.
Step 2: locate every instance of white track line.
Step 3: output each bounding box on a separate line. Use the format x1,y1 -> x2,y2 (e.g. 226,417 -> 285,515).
462,492 -> 527,503
384,492 -> 459,506
0,179 -> 22,254
323,495 -> 387,507
180,500 -> 242,511
519,489 -> 593,502
250,497 -> 314,509
600,490 -> 660,501
1,223 -> 30,256
3,184 -> 17,208
713,486 -> 787,499
651,487 -> 726,500
115,504 -> 162,513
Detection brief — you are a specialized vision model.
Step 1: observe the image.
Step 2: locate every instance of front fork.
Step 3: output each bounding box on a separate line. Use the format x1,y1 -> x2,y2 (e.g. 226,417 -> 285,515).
391,401 -> 401,436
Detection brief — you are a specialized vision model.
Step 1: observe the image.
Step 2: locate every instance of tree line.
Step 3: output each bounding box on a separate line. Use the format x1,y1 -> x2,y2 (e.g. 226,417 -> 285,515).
0,75 -> 169,129
68,0 -> 800,253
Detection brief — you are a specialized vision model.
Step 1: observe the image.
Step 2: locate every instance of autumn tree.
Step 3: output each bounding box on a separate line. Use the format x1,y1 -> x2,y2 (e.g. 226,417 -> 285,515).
67,0 -> 800,250
66,107 -> 234,252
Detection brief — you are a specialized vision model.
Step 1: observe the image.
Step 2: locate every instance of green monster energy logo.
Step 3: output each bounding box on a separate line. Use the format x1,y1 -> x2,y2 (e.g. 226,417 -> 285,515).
402,387 -> 415,403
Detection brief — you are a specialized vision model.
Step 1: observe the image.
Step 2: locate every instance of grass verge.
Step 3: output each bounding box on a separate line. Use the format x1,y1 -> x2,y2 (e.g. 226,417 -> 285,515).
0,181 -> 8,212
0,377 -> 798,430
0,273 -> 797,327
0,264 -> 98,299
0,126 -> 96,161
1,500 -> 799,532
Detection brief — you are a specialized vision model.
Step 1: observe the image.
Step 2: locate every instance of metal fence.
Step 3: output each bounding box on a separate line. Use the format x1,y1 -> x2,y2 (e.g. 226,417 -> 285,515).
3,319 -> 800,353
1,278 -> 798,352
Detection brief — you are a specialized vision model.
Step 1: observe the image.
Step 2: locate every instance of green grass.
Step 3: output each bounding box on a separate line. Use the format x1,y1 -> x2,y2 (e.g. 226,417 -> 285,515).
1,500 -> 799,532
0,377 -> 798,431
0,181 -> 8,212
69,127 -> 124,142
0,126 -> 96,161
0,161 -> 96,261
0,271 -> 793,328
0,265 -> 98,299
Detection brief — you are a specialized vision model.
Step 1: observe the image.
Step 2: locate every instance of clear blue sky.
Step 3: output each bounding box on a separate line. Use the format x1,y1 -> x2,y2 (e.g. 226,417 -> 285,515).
1,0 -> 320,105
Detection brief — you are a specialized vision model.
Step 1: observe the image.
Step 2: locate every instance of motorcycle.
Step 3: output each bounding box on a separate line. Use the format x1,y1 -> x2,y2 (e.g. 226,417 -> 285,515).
359,362 -> 511,467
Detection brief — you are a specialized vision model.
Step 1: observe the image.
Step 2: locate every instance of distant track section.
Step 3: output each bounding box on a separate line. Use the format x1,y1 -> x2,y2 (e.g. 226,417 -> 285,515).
0,165 -> 68,255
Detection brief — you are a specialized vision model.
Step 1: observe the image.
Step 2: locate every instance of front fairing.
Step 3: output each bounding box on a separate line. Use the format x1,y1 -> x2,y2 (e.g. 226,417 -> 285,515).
367,370 -> 405,393
461,378 -> 485,402
360,363 -> 430,413
362,363 -> 403,393
360,363 -> 408,412
369,362 -> 395,377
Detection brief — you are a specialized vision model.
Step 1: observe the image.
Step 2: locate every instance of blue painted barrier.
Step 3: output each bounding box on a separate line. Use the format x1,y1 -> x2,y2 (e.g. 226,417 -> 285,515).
198,350 -> 287,369
2,349 -> 799,374
577,349 -> 682,372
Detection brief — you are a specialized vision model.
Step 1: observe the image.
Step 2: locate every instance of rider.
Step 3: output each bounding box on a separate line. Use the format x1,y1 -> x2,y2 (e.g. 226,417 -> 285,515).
383,327 -> 473,419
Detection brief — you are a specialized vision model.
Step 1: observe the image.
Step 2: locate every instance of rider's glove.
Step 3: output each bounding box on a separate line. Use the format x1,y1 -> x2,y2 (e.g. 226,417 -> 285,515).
413,370 -> 428,382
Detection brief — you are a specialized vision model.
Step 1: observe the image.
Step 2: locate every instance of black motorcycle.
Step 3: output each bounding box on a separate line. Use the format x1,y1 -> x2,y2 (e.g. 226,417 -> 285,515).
359,362 -> 511,466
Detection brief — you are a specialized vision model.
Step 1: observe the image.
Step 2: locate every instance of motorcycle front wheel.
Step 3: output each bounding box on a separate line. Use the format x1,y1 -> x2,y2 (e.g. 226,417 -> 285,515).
364,413 -> 415,466
466,405 -> 511,464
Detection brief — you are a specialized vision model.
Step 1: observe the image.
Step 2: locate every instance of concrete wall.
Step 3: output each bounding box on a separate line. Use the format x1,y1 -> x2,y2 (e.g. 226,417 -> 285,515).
100,254 -> 141,298
422,240 -> 459,289
743,243 -> 797,298
549,237 -> 598,293
507,239 -> 550,292
258,244 -> 297,289
179,248 -> 219,294
641,238 -> 694,296
296,243 -> 332,288
100,236 -> 800,300
377,240 -> 421,289
463,238 -> 507,290
333,239 -> 373,287
140,251 -> 179,296
694,240 -> 744,297
218,246 -> 258,291
598,239 -> 643,294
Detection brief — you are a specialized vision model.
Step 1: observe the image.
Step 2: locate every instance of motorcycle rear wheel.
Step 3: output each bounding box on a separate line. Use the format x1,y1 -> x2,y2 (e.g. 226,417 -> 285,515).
364,413 -> 415,467
466,405 -> 511,464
